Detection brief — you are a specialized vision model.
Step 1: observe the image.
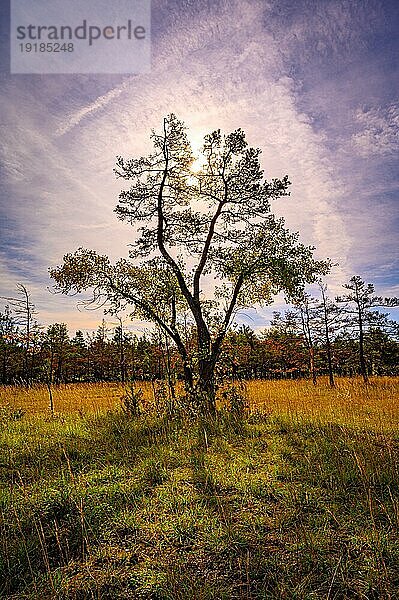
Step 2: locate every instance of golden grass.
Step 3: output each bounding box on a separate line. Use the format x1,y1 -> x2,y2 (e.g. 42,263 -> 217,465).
0,381 -> 152,415
247,376 -> 399,430
1,377 -> 399,431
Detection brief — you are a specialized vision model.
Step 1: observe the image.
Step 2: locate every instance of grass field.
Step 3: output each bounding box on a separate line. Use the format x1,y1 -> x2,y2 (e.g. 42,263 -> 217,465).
1,378 -> 399,598
2,377 -> 399,430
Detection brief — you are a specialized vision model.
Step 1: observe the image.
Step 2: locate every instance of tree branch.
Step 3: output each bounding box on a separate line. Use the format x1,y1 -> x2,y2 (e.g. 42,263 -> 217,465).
211,273 -> 244,360
193,165 -> 229,301
155,119 -> 210,340
104,275 -> 189,363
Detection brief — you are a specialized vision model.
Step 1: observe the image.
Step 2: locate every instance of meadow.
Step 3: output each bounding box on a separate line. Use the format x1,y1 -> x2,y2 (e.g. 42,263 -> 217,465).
1,378 -> 399,598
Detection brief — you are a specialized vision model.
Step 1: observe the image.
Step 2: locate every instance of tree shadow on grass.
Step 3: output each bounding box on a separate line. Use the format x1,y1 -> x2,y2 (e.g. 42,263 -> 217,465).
184,416 -> 399,599
3,411 -> 399,598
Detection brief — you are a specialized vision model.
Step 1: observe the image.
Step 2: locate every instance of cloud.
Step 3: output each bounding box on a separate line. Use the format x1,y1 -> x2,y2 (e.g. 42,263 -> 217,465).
56,79 -> 132,136
266,0 -> 382,67
352,103 -> 399,157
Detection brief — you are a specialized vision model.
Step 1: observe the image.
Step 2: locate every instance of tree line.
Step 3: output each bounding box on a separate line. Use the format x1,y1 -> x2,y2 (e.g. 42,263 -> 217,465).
1,276 -> 397,388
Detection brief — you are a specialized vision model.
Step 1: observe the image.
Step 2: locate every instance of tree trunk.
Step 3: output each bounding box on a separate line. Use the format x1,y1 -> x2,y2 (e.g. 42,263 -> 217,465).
55,356 -> 62,385
300,304 -> 317,385
164,335 -> 176,402
320,288 -> 335,387
118,320 -> 126,384
358,316 -> 369,383
2,347 -> 7,384
197,358 -> 216,417
47,381 -> 54,415
326,338 -> 335,387
309,346 -> 317,385
182,361 -> 194,391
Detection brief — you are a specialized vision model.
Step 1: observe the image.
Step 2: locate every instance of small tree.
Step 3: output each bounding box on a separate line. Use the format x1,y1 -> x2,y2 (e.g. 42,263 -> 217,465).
336,276 -> 399,383
291,295 -> 319,385
43,323 -> 69,413
91,320 -> 111,381
365,326 -> 399,375
1,284 -> 37,385
112,317 -> 127,383
70,330 -> 88,381
296,285 -> 346,388
44,323 -> 69,385
50,114 -> 329,416
0,306 -> 18,384
317,284 -> 343,387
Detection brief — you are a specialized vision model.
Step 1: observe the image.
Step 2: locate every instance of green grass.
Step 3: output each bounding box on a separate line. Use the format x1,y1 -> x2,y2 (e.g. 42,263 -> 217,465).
1,405 -> 399,599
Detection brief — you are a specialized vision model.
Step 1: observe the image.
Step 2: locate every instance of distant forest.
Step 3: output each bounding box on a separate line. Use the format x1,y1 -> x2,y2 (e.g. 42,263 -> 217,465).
1,279 -> 398,387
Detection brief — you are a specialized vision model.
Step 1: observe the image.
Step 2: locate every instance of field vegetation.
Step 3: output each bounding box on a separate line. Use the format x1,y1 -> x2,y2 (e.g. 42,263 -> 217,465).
1,377 -> 399,430
1,377 -> 399,599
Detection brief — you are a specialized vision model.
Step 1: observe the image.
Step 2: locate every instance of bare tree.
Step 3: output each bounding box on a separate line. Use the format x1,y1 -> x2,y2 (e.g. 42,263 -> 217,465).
318,285 -> 338,387
1,284 -> 38,385
293,295 -> 318,385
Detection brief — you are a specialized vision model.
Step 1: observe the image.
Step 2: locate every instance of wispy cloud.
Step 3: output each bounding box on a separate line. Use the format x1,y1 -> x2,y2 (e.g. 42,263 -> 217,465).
56,79 -> 132,136
352,103 -> 399,157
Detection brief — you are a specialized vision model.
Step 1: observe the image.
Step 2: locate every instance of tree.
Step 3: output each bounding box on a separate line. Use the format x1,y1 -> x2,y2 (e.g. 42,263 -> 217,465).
90,320 -> 111,381
69,330 -> 88,381
317,284 -> 343,387
295,286 -> 346,388
336,276 -> 399,383
43,323 -> 69,413
0,306 -> 19,384
267,311 -> 309,377
291,295 -> 319,385
219,325 -> 260,380
364,326 -> 399,375
112,316 -> 130,383
1,284 -> 38,384
50,114 -> 329,415
44,323 -> 69,385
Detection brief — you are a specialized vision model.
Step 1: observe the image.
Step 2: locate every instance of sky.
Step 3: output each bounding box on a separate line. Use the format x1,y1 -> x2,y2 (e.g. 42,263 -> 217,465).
0,0 -> 398,335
